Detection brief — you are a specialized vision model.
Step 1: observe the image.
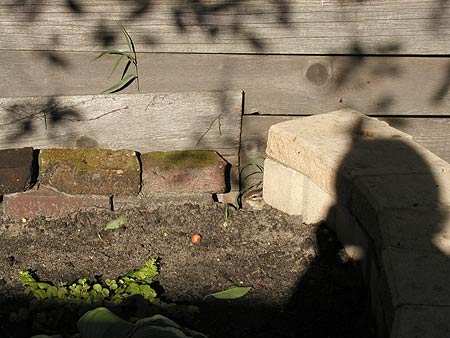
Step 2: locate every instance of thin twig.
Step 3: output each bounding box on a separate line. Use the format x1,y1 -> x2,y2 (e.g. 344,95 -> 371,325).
196,114 -> 223,146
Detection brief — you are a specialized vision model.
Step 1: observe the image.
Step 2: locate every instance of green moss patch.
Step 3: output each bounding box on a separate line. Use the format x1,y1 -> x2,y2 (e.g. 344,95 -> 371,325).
39,148 -> 138,174
142,150 -> 222,170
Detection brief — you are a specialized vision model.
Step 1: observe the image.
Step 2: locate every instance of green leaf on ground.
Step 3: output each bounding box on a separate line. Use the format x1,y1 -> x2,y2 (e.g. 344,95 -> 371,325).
105,216 -> 128,230
205,286 -> 252,300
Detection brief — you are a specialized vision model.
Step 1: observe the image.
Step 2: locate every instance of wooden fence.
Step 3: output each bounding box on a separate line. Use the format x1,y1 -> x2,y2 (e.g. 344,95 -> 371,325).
1,0 -> 449,167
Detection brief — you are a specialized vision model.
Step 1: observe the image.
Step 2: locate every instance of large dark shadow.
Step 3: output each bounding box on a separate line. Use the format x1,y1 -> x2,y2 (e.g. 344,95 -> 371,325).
289,115 -> 447,337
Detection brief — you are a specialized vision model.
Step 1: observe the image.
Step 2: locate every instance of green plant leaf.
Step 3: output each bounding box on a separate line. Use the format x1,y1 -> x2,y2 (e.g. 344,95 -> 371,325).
239,157 -> 265,174
205,286 -> 252,300
121,59 -> 132,80
243,170 -> 263,181
101,74 -> 137,94
118,22 -> 135,55
37,282 -> 49,289
78,307 -> 135,338
46,285 -> 58,297
108,54 -> 125,79
57,287 -> 67,298
94,50 -> 131,60
93,283 -> 102,292
105,216 -> 128,230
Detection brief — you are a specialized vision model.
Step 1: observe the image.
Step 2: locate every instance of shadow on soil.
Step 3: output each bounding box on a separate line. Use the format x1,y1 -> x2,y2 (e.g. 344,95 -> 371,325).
0,223 -> 373,338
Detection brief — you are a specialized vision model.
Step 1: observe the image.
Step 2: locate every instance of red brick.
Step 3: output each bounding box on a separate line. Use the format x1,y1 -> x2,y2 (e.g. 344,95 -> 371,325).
0,147 -> 34,194
39,148 -> 140,195
3,185 -> 111,219
141,150 -> 227,194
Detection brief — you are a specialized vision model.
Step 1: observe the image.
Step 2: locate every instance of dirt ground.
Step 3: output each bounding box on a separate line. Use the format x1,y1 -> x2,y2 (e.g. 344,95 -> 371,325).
0,199 -> 375,338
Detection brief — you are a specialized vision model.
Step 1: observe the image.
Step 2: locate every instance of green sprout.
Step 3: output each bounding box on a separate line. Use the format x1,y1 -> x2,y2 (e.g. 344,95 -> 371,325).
95,22 -> 140,93
18,259 -> 159,306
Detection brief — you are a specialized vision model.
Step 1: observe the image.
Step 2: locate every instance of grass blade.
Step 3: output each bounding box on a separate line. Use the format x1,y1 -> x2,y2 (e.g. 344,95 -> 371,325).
121,59 -> 132,80
108,54 -> 125,79
243,171 -> 263,181
101,74 -> 137,94
93,50 -> 130,61
118,22 -> 135,55
254,163 -> 264,172
117,22 -> 139,92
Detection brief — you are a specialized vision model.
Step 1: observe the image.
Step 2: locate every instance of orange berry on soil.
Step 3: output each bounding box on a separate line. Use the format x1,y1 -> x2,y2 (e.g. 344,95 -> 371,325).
191,233 -> 202,244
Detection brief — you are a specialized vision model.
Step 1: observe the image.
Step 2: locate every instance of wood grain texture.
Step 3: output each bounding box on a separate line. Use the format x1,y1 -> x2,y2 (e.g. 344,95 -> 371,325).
0,91 -> 243,172
241,115 -> 450,165
0,0 -> 449,54
1,51 -> 449,116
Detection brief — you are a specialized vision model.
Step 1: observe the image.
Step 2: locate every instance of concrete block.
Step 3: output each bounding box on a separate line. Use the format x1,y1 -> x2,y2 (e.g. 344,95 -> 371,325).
302,176 -> 335,224
371,287 -> 389,338
265,109 -> 450,207
262,158 -> 304,215
379,208 -> 450,255
369,255 -> 394,338
382,247 -> 450,307
391,305 -> 450,338
266,109 -> 425,193
39,148 -> 140,195
351,173 -> 446,243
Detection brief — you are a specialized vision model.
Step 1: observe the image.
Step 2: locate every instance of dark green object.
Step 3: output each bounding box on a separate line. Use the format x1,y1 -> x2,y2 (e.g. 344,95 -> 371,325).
95,22 -> 140,93
18,259 -> 159,305
205,286 -> 252,300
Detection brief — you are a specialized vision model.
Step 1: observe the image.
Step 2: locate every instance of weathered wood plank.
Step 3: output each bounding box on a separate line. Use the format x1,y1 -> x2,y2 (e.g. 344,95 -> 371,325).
1,0 -> 449,54
0,91 -> 242,177
1,51 -> 449,116
241,115 -> 450,165
380,117 -> 450,163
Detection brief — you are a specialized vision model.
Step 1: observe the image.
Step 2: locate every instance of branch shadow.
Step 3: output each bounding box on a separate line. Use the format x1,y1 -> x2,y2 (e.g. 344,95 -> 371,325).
171,0 -> 293,51
1,97 -> 82,143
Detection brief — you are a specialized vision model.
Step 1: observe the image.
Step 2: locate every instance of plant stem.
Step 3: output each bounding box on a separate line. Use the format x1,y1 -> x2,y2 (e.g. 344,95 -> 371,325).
135,56 -> 140,92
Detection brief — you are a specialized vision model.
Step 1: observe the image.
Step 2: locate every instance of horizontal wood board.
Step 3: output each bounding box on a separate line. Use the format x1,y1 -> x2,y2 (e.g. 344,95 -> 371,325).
241,115 -> 450,166
0,92 -> 242,187
1,0 -> 449,54
1,52 -> 449,116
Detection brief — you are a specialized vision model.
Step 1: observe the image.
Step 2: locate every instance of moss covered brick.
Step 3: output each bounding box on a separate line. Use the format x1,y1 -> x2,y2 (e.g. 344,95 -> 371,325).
141,150 -> 227,194
39,148 -> 140,195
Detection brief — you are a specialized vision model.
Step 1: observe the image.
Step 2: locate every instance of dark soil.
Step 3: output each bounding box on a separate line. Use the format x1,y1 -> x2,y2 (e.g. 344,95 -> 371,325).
0,200 -> 375,338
